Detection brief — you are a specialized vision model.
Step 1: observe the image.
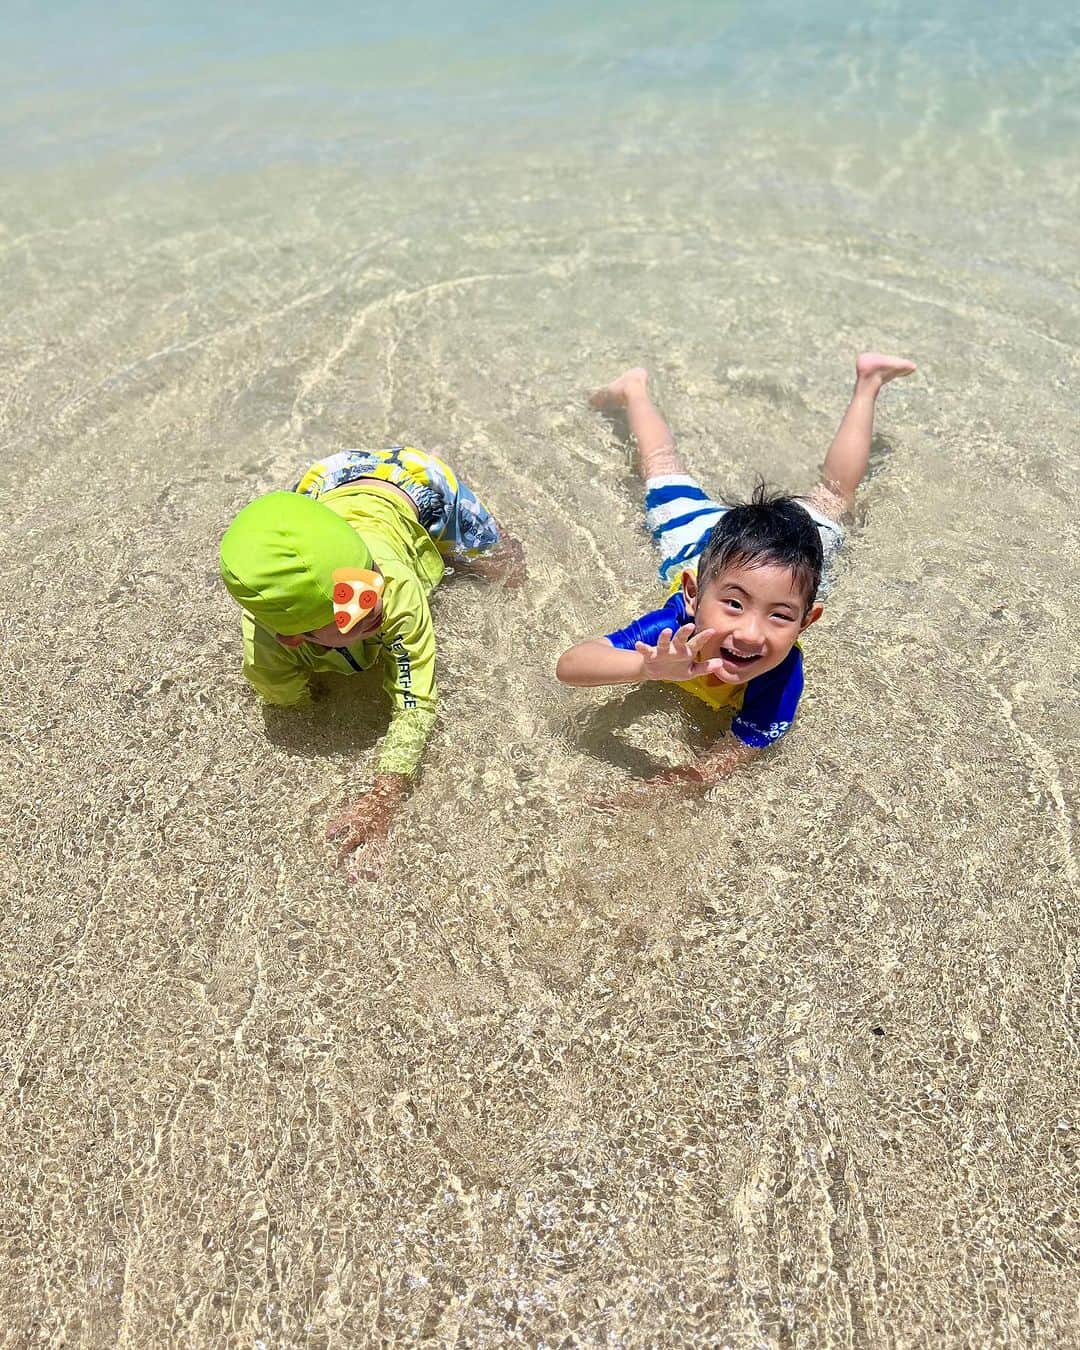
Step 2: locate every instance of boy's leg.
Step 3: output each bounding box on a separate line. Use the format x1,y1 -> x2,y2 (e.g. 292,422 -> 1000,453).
591,367 -> 728,584
813,352 -> 917,516
454,526 -> 526,586
589,368 -> 686,479
411,447 -> 527,586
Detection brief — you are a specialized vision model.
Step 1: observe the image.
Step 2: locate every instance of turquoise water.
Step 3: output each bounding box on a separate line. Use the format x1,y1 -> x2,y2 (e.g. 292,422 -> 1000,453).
4,1 -> 1078,167
2,3 -> 1078,1346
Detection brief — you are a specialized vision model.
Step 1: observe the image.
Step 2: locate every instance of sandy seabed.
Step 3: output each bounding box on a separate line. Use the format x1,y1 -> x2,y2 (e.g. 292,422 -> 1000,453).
1,116 -> 1078,1346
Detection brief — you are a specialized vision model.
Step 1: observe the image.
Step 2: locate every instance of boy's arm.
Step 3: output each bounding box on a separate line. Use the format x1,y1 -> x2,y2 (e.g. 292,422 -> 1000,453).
647,734 -> 761,789
556,624 -> 718,687
592,733 -> 761,812
326,577 -> 437,870
241,613 -> 312,706
373,578 -> 438,777
556,638 -> 646,686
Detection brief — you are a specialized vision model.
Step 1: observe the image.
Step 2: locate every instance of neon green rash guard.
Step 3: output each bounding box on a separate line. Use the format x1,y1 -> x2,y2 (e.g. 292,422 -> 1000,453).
233,484 -> 445,778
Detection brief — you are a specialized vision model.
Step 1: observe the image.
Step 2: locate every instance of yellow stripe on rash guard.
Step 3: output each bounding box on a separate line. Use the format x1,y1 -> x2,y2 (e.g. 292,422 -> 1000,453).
680,675 -> 747,712
656,570 -> 747,713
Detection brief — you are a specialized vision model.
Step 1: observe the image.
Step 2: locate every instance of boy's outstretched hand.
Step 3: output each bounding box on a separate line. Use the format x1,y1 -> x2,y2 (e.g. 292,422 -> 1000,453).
326,773 -> 408,880
635,624 -> 717,682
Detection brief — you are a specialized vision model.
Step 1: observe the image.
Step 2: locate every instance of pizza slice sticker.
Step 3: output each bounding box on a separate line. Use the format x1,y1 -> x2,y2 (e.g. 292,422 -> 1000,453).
331,567 -> 385,634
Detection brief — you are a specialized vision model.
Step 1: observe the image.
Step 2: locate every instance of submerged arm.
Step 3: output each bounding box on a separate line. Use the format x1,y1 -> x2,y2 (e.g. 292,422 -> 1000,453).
649,734 -> 761,790
593,733 -> 761,812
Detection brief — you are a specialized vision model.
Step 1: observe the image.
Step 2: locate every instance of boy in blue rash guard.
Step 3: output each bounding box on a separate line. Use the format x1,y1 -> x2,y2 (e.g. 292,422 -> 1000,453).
556,352 -> 916,800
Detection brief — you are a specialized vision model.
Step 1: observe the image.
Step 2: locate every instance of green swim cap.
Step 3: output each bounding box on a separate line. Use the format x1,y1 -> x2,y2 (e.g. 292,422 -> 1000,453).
219,491 -> 373,635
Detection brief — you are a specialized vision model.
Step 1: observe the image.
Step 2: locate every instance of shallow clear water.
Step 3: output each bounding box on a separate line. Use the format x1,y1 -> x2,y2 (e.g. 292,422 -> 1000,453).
1,2 -> 1078,1344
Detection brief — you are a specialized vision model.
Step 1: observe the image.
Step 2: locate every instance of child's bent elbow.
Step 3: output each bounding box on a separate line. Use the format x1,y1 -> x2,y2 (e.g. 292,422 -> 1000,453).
556,646 -> 595,685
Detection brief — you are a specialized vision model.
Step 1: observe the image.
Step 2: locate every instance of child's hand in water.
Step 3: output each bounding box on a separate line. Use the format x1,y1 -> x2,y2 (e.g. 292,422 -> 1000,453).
326,774 -> 407,879
635,624 -> 716,682
588,739 -> 760,814
589,765 -> 705,815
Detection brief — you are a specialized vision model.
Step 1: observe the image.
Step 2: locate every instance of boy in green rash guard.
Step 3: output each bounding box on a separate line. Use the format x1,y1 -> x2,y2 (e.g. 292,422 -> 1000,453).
219,446 -> 525,869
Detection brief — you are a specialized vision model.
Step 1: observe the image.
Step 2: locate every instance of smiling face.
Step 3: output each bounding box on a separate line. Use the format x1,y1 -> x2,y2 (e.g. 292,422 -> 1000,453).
274,594 -> 385,649
683,560 -> 823,683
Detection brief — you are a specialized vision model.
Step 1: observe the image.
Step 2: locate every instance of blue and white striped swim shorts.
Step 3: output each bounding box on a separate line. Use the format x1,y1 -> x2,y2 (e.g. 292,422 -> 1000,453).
644,473 -> 844,600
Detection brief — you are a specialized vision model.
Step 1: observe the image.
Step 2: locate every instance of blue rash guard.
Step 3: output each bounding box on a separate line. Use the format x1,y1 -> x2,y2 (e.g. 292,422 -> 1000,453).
605,589 -> 804,749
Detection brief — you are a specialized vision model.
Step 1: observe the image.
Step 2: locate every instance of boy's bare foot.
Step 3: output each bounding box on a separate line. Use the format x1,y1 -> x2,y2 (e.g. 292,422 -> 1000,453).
589,367 -> 650,410
855,352 -> 917,389
460,535 -> 527,588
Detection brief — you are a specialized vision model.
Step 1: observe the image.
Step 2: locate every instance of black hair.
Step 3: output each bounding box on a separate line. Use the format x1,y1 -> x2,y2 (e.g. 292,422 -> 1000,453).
696,482 -> 823,609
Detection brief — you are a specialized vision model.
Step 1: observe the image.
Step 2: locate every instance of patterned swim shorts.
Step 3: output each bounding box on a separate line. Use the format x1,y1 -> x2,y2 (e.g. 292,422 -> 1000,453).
294,446 -> 501,563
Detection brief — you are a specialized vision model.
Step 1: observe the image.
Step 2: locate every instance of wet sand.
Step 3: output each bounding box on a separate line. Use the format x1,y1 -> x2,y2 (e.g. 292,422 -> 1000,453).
2,81 -> 1079,1350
